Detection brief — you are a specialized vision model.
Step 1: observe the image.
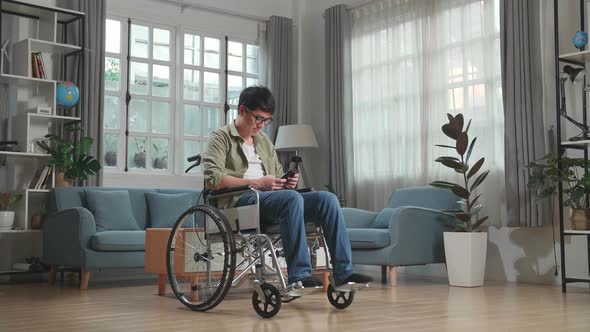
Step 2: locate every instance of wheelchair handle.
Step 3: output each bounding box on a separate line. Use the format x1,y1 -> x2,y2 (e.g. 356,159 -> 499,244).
185,154 -> 202,173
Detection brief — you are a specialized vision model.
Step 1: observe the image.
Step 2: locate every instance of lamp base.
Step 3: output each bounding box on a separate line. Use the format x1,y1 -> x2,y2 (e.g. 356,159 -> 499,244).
288,156 -> 310,189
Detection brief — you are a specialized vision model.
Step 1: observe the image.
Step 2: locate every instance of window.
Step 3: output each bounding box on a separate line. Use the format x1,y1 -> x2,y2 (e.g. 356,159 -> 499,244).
103,19 -> 259,176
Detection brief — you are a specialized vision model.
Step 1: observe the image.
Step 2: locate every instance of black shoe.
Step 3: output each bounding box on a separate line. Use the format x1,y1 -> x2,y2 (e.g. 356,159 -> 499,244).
336,273 -> 373,286
298,276 -> 323,288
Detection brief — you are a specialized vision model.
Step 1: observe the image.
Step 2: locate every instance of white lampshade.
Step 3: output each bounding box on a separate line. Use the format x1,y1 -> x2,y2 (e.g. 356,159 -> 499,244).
274,124 -> 319,151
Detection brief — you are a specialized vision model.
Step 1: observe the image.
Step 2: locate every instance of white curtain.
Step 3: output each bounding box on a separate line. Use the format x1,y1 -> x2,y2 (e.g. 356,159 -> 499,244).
350,0 -> 506,226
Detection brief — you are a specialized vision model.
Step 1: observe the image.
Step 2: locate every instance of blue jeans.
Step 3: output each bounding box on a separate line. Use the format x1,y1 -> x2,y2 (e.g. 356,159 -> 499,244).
237,190 -> 353,284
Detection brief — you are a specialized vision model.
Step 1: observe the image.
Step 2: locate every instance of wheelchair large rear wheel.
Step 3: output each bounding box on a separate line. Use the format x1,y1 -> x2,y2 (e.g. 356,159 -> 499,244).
166,205 -> 236,311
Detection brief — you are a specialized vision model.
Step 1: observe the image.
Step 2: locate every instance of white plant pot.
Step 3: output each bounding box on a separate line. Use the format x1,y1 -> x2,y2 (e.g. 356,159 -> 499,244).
444,232 -> 487,287
0,211 -> 15,230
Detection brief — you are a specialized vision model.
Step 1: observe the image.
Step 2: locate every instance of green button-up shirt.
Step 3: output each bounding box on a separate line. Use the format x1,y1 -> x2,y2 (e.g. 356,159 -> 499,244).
203,123 -> 284,208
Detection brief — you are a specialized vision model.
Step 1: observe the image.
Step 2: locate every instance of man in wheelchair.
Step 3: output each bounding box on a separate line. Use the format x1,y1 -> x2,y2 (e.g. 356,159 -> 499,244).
203,86 -> 372,289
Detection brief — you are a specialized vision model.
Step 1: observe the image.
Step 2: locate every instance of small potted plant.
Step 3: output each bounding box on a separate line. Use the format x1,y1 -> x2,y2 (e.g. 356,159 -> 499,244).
133,137 -> 146,168
104,135 -> 118,167
527,153 -> 590,230
36,125 -> 102,186
31,208 -> 46,230
152,142 -> 168,170
0,192 -> 23,231
431,113 -> 490,287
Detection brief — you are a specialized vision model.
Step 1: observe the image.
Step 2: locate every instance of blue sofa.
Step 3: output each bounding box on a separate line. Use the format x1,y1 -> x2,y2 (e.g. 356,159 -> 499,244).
43,187 -> 202,289
342,186 -> 459,286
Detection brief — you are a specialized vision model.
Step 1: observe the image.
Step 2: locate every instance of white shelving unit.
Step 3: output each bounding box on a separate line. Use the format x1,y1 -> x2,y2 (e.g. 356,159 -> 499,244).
0,0 -> 84,235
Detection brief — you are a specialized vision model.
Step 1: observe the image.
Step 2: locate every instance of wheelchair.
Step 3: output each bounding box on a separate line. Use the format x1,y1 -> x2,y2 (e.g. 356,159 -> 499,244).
165,155 -> 369,318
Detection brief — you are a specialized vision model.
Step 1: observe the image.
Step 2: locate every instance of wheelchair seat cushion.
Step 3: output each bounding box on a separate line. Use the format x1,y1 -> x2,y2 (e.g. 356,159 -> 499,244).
262,222 -> 318,234
347,229 -> 390,249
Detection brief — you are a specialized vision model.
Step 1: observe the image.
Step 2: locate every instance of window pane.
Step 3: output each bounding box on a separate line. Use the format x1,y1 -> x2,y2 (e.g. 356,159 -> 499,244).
151,137 -> 169,170
246,77 -> 258,87
129,98 -> 148,132
128,136 -> 147,169
184,140 -> 202,173
103,95 -> 120,129
104,57 -> 121,91
227,75 -> 243,105
183,69 -> 200,101
184,104 -> 201,136
204,107 -> 220,136
184,33 -> 200,66
153,28 -> 170,61
152,101 -> 170,134
204,37 -> 220,69
228,41 -> 242,72
130,61 -> 149,95
152,64 -> 170,97
105,19 -> 121,54
131,24 -> 149,58
226,107 -> 238,124
203,72 -> 219,103
103,133 -> 119,167
246,44 -> 259,74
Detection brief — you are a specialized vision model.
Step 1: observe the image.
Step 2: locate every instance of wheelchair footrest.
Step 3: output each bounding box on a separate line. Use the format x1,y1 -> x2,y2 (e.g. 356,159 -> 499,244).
285,282 -> 324,297
333,282 -> 370,293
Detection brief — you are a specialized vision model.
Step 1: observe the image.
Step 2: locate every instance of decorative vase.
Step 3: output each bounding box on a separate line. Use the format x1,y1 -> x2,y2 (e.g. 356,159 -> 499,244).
444,232 -> 488,287
570,209 -> 590,230
105,151 -> 117,166
31,214 -> 43,229
153,157 -> 167,169
55,171 -> 74,187
0,211 -> 15,230
134,152 -> 146,168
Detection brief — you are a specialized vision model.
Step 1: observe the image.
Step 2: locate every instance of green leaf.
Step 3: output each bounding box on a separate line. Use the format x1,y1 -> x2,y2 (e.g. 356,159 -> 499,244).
465,137 -> 477,164
465,119 -> 472,133
456,132 -> 468,156
468,194 -> 481,209
435,144 -> 456,149
456,212 -> 471,222
451,185 -> 470,199
472,216 -> 489,231
470,170 -> 490,192
450,113 -> 464,133
442,123 -> 460,140
431,181 -> 457,189
447,113 -> 454,122
435,158 -> 464,170
467,158 -> 485,179
471,204 -> 483,216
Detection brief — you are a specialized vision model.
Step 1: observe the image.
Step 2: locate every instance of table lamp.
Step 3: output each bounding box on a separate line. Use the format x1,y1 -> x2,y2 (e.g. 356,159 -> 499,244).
274,124 -> 319,187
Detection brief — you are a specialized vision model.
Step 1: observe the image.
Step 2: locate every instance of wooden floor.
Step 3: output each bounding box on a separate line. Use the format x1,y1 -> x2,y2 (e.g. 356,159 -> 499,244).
1,277 -> 590,332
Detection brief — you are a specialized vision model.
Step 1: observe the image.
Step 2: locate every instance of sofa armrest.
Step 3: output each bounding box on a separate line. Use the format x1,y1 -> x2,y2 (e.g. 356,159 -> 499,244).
386,207 -> 457,265
43,207 -> 97,268
342,207 -> 378,228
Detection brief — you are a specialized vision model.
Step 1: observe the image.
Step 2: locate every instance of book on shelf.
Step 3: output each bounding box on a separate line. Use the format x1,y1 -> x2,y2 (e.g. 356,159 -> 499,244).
29,165 -> 52,189
30,52 -> 46,79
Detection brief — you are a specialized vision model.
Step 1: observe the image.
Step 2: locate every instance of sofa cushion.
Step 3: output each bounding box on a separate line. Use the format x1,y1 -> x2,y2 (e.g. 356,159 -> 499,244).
348,229 -> 390,249
86,190 -> 140,231
146,192 -> 196,228
90,231 -> 145,251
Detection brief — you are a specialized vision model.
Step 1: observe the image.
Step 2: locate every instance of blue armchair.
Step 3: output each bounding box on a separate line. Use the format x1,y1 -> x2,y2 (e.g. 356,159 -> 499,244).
342,186 -> 458,286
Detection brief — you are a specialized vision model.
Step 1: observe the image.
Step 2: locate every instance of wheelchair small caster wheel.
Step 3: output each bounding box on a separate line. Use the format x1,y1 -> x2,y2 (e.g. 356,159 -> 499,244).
252,283 -> 282,318
327,284 -> 355,309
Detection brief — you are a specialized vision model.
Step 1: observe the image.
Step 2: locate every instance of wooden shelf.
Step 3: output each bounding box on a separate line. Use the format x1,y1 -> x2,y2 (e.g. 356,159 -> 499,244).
561,140 -> 590,146
25,189 -> 50,194
0,229 -> 41,234
0,0 -> 84,22
559,50 -> 590,63
564,230 -> 590,235
0,73 -> 56,86
28,38 -> 81,55
29,113 -> 80,121
0,151 -> 49,158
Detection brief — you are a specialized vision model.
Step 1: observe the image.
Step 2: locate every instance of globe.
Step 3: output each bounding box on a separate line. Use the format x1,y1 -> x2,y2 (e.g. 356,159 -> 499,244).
573,31 -> 588,50
56,81 -> 80,108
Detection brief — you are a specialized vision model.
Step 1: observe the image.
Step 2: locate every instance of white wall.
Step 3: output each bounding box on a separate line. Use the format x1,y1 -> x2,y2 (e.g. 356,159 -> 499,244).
294,0 -> 589,286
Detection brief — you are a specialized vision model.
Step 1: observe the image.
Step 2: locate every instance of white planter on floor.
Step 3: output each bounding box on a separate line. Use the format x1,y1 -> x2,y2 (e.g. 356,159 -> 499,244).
444,232 -> 487,287
0,211 -> 15,230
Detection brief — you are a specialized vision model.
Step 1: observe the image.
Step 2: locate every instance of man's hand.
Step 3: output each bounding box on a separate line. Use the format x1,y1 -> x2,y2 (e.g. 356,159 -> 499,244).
252,175 -> 287,191
284,173 -> 299,189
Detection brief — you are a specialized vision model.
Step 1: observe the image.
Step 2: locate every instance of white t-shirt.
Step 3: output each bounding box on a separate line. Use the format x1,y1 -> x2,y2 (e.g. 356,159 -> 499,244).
241,143 -> 265,179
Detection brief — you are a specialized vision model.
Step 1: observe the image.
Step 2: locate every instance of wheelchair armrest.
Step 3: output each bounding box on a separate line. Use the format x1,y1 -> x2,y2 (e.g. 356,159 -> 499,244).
209,185 -> 252,196
295,187 -> 314,193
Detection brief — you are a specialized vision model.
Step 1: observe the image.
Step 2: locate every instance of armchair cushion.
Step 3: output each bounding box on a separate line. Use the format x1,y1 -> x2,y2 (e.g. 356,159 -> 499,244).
348,229 -> 390,249
90,231 -> 146,251
86,190 -> 139,231
146,192 -> 196,228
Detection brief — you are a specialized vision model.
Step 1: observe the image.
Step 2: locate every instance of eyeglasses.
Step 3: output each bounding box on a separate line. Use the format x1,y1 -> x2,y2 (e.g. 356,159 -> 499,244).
246,108 -> 274,125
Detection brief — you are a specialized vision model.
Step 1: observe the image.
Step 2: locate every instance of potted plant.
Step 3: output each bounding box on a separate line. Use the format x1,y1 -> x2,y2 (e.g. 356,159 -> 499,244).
133,137 -> 146,168
104,135 -> 118,167
430,113 -> 490,287
0,192 -> 22,230
527,153 -> 590,230
152,142 -> 168,170
31,208 -> 46,230
36,126 -> 102,186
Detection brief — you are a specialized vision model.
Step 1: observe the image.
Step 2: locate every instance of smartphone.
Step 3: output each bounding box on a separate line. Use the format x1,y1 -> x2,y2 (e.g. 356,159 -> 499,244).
281,170 -> 296,179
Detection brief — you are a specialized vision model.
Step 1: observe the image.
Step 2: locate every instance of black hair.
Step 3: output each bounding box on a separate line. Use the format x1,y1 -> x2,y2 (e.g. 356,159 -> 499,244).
238,86 -> 275,115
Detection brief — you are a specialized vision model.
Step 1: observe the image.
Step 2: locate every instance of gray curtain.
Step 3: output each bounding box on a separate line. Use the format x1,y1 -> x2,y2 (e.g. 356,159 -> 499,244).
501,0 -> 547,227
265,16 -> 295,169
60,0 -> 106,186
325,5 -> 354,206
